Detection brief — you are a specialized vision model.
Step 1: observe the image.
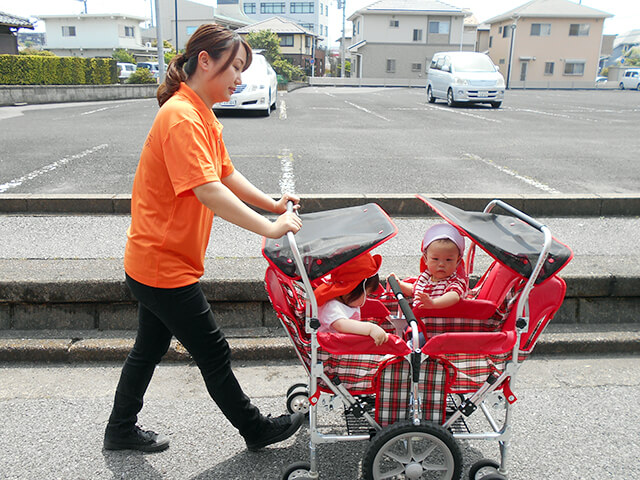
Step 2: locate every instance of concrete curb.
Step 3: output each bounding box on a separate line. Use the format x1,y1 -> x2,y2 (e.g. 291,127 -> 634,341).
1,328 -> 638,363
1,194 -> 640,216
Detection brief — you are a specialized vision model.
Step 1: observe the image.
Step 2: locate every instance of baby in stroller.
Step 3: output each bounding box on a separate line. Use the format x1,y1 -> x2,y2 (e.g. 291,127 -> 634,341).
315,252 -> 389,346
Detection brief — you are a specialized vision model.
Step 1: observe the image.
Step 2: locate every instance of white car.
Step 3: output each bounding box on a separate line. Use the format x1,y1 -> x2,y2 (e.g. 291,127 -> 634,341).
214,53 -> 278,116
427,52 -> 505,108
619,69 -> 640,90
117,62 -> 136,81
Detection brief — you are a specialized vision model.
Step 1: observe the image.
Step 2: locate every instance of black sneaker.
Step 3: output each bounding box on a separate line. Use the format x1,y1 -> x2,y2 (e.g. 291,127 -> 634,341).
104,425 -> 170,453
245,413 -> 304,451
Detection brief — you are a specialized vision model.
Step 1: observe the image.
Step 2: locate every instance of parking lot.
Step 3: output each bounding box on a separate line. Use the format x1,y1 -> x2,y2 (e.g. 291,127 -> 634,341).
0,88 -> 638,195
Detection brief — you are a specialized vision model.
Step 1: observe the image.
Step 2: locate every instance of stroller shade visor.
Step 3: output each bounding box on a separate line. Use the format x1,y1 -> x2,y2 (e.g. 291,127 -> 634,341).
420,197 -> 572,283
262,203 -> 397,280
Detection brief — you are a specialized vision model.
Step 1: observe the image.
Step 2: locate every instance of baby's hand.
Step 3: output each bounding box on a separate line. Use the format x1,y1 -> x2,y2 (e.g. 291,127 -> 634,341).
415,291 -> 435,308
369,324 -> 389,346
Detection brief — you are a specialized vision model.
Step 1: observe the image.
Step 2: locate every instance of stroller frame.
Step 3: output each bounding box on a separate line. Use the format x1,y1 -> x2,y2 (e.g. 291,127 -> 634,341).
267,198 -> 572,480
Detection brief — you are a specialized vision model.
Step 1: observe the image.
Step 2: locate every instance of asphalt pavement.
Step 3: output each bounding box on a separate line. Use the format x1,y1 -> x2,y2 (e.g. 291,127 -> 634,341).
0,355 -> 638,479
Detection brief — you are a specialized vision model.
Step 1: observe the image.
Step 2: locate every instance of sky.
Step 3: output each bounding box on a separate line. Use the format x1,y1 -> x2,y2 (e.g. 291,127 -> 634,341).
2,0 -> 638,47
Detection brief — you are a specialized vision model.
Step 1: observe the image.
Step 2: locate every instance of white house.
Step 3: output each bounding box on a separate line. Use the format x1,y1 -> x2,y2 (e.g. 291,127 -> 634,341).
347,0 -> 474,78
38,13 -> 149,57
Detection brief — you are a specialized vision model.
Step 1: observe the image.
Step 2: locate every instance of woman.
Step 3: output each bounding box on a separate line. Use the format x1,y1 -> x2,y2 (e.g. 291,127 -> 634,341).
104,24 -> 303,453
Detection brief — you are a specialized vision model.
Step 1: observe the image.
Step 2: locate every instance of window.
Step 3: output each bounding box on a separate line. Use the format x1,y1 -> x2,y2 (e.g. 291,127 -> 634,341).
244,2 -> 256,14
569,23 -> 590,36
411,63 -> 422,72
62,26 -> 76,37
386,59 -> 396,73
413,29 -> 422,41
502,25 -> 511,38
305,36 -> 311,48
499,58 -> 505,65
325,5 -> 328,15
123,26 -> 135,37
530,23 -> 551,36
498,26 -> 502,34
290,2 -> 313,13
429,21 -> 449,34
261,2 -> 285,13
301,23 -> 314,32
544,62 -> 554,75
564,61 -> 585,75
186,26 -> 197,35
389,20 -> 399,27
489,36 -> 493,48
279,34 -> 294,47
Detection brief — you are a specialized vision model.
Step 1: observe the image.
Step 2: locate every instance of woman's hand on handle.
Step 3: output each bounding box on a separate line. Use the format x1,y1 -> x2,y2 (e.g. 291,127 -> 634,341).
266,211 -> 302,239
274,194 -> 300,214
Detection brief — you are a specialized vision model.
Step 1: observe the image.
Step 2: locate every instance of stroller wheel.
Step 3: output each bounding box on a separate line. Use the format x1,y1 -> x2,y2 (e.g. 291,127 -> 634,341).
363,420 -> 462,480
281,461 -> 312,480
468,459 -> 501,479
286,388 -> 310,415
286,382 -> 308,397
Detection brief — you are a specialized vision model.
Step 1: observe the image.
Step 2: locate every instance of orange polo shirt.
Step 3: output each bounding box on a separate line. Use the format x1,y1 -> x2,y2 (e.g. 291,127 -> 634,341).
124,83 -> 235,288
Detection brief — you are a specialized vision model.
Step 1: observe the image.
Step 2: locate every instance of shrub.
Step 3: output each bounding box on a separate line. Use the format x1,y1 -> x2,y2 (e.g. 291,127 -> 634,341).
112,48 -> 135,64
0,55 -> 116,85
19,48 -> 56,56
126,67 -> 157,84
272,58 -> 305,82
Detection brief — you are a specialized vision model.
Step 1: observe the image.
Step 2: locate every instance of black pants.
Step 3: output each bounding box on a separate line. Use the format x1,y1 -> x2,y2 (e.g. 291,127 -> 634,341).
106,274 -> 262,438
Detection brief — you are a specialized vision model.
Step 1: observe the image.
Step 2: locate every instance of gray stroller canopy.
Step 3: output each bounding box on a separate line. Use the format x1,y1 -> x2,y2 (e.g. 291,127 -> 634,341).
262,203 -> 397,280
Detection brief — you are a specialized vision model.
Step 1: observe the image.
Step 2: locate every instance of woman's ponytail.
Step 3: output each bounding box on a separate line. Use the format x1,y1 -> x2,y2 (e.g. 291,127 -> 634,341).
157,53 -> 188,107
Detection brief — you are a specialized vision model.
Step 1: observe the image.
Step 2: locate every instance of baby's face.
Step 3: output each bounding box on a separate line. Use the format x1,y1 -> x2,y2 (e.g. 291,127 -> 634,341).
424,242 -> 460,280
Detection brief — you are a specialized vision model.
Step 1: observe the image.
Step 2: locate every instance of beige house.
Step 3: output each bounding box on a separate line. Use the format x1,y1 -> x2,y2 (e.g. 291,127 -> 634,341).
485,0 -> 612,88
236,16 -> 322,75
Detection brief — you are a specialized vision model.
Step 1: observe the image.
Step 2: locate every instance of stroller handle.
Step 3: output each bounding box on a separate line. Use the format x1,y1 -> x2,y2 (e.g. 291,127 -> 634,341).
485,199 -> 545,231
387,276 -> 418,327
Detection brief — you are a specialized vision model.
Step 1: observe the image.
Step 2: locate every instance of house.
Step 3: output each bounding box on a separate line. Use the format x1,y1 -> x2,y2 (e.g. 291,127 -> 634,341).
484,0 -> 612,88
0,11 -> 35,54
147,0 -> 251,52
347,0 -> 474,79
240,0 -> 329,47
236,16 -> 323,74
603,29 -> 639,69
37,13 -> 148,57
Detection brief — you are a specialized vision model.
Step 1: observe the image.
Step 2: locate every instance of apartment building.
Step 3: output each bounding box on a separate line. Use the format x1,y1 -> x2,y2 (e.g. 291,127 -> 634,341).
485,0 -> 612,88
347,0 -> 474,79
240,0 -> 329,47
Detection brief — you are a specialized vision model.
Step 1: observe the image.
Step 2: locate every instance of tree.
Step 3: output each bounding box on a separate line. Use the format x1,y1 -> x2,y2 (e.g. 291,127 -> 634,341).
150,40 -> 178,66
112,49 -> 135,64
246,30 -> 281,63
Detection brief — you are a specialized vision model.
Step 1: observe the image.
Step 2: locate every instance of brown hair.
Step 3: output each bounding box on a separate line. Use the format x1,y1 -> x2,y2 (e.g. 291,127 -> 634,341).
341,274 -> 380,305
156,24 -> 252,107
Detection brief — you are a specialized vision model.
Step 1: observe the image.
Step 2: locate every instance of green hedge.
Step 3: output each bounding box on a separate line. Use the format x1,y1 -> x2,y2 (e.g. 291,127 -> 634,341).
0,55 -> 117,85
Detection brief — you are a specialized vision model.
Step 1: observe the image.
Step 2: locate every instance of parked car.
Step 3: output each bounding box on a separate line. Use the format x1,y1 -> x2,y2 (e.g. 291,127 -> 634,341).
595,76 -> 608,87
619,69 -> 640,90
117,62 -> 136,82
136,62 -> 166,79
426,51 -> 505,108
213,53 -> 278,116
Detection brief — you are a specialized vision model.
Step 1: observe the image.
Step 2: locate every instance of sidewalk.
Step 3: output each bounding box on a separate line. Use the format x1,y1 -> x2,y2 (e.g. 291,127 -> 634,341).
1,195 -> 639,361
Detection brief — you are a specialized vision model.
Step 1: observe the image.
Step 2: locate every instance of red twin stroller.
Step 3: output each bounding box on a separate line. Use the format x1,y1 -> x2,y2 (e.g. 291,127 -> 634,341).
263,197 -> 572,480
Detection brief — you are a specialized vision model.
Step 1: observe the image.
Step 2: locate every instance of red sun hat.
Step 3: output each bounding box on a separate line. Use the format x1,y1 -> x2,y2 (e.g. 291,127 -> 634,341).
314,253 -> 382,306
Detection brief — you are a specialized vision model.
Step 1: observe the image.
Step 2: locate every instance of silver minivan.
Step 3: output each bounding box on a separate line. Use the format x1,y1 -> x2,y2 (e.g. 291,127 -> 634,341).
426,52 -> 505,108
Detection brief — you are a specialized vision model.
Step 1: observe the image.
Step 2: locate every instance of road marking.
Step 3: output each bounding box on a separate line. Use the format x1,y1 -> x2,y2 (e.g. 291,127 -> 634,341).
279,98 -> 287,120
464,153 -> 560,194
278,148 -> 296,195
80,106 -> 116,115
425,104 -> 502,123
508,107 -> 572,119
323,91 -> 336,97
344,100 -> 391,122
0,144 -> 109,193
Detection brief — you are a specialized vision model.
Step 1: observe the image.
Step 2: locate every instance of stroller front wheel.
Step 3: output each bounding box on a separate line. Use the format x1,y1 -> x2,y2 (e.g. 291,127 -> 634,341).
363,420 -> 462,480
281,461 -> 312,480
469,459 -> 501,479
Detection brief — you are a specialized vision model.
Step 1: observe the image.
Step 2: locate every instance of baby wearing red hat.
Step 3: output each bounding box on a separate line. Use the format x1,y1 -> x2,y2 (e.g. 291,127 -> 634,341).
389,223 -> 468,309
315,252 -> 389,346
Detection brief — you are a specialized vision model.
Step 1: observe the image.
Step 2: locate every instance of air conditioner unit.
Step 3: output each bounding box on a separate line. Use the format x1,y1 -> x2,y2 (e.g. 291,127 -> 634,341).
145,42 -> 152,48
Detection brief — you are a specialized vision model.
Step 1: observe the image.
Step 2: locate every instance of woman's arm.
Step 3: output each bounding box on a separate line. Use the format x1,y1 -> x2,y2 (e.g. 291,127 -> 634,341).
222,170 -> 299,214
193,181 -> 301,238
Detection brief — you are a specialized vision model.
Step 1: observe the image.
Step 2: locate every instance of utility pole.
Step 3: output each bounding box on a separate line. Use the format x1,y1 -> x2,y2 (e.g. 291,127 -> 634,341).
339,0 -> 346,77
175,0 -> 179,52
155,0 -> 165,82
506,19 -> 517,89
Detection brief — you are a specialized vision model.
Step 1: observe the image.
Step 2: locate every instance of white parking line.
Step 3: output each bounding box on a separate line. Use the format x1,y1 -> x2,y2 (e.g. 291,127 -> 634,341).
80,106 -> 117,116
278,148 -> 296,195
0,144 -> 109,193
279,98 -> 287,120
344,100 -> 390,122
425,104 -> 502,123
465,153 -> 559,193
